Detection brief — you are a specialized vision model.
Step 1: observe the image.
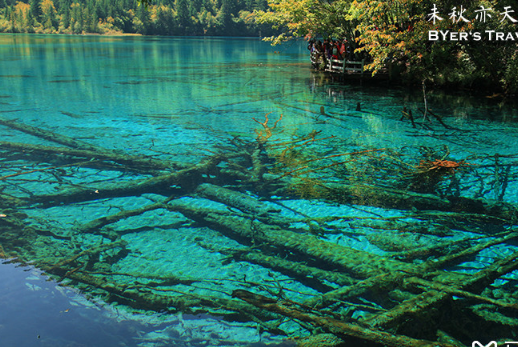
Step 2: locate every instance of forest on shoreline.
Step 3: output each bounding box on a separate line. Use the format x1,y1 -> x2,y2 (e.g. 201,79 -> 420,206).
2,0 -> 518,94
0,0 -> 277,36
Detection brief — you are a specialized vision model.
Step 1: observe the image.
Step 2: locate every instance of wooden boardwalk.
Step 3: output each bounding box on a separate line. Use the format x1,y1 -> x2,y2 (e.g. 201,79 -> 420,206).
310,51 -> 389,81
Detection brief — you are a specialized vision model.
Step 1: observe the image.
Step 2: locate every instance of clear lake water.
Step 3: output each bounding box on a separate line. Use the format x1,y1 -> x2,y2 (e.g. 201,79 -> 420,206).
1,33 -> 518,347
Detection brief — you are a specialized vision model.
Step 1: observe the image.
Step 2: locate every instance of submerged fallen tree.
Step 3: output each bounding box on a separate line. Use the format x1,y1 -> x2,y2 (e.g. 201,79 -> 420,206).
1,115 -> 518,347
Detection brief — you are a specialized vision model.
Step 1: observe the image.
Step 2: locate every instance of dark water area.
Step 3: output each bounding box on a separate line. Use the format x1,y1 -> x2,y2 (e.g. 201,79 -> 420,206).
0,259 -> 146,347
1,33 -> 518,347
309,73 -> 518,124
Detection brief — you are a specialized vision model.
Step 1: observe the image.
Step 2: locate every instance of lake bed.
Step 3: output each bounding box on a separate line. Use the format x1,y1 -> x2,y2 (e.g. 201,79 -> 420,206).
1,34 -> 518,347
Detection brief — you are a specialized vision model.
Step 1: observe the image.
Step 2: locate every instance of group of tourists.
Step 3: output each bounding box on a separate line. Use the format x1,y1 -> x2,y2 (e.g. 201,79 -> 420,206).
308,38 -> 354,64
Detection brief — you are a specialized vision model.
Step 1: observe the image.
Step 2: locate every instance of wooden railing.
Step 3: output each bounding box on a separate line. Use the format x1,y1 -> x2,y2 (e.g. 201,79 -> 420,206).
327,58 -> 364,75
310,51 -> 365,75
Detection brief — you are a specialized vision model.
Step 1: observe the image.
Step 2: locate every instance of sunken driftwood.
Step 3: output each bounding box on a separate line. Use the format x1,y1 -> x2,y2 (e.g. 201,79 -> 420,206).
2,113 -> 518,347
319,182 -> 518,223
232,289 -> 458,347
166,200 -> 415,278
27,155 -> 223,206
0,141 -> 183,174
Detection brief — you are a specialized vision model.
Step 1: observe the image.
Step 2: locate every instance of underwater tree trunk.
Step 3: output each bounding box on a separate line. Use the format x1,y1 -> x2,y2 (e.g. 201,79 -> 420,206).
26,155 -> 223,206
232,289 -> 459,347
321,182 -> 518,223
166,200 -> 415,278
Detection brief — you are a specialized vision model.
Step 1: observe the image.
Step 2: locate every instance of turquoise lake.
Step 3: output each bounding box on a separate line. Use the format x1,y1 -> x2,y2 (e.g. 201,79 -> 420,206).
1,34 -> 518,347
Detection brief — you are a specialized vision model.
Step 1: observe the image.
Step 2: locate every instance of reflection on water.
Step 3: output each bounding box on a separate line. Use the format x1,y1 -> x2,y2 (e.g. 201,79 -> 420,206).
0,260 -> 294,347
1,34 -> 518,347
0,34 -> 307,124
0,259 -> 145,347
308,71 -> 518,123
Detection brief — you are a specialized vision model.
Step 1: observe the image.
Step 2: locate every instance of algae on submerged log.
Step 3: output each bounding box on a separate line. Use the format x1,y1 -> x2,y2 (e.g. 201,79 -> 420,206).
315,182 -> 518,224
166,200 -> 414,278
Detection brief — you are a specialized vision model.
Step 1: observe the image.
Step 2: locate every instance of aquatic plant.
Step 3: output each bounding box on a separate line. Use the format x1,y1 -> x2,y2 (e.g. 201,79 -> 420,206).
253,112 -> 283,143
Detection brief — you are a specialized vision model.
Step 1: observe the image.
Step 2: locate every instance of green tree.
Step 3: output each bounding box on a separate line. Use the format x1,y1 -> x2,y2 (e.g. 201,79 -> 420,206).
224,0 -> 236,15
7,5 -> 17,32
0,0 -> 273,37
29,0 -> 42,22
175,0 -> 189,30
41,0 -> 58,31
197,8 -> 216,34
202,0 -> 213,13
135,1 -> 150,34
253,0 -> 266,11
83,5 -> 99,32
25,6 -> 36,30
153,5 -> 175,34
256,0 -> 356,45
70,2 -> 83,33
189,0 -> 202,16
217,0 -> 231,30
61,4 -> 70,29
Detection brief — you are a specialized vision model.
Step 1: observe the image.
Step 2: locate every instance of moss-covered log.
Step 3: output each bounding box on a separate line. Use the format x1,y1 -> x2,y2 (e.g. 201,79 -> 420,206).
319,182 -> 518,224
27,155 -> 222,206
0,141 -> 186,173
40,268 -> 283,325
232,289 -> 458,347
166,201 -> 415,278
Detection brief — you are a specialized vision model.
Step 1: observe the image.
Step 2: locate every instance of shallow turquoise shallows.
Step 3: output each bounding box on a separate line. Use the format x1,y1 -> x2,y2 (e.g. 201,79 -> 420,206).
1,34 -> 518,347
